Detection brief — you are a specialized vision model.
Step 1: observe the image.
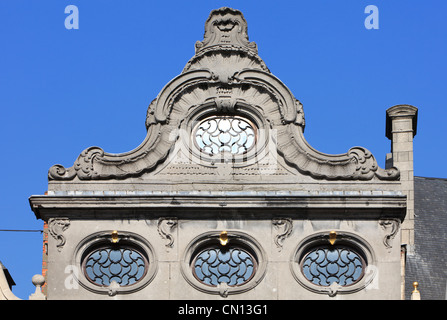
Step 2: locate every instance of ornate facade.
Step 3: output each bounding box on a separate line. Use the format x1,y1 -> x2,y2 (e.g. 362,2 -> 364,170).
28,7 -> 417,299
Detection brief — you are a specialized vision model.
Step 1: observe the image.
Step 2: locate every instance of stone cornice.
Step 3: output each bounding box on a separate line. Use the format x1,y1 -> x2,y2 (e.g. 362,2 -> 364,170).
29,194 -> 406,221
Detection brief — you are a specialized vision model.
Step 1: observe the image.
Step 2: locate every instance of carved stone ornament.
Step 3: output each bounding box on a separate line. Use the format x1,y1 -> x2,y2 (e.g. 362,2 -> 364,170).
71,231 -> 158,296
290,231 -> 377,297
157,218 -> 178,248
195,7 -> 257,54
48,218 -> 70,251
47,7 -> 399,182
180,230 -> 268,297
379,219 -> 400,251
272,218 -> 293,251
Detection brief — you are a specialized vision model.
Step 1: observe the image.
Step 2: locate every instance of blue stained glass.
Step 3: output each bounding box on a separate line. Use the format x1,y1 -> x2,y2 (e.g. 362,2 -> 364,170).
193,247 -> 256,287
84,246 -> 147,287
302,246 -> 365,287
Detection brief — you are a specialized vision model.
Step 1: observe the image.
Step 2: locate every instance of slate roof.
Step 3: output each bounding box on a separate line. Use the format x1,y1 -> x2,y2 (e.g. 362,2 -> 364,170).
405,176 -> 447,300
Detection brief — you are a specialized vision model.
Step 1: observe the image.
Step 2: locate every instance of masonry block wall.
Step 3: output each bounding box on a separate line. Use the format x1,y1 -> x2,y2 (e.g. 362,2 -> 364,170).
29,7 -> 413,300
386,105 -> 418,253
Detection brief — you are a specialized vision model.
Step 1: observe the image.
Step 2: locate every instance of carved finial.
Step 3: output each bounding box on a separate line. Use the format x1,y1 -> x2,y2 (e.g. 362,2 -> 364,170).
411,281 -> 421,300
29,274 -> 46,300
195,7 -> 257,54
412,282 -> 419,292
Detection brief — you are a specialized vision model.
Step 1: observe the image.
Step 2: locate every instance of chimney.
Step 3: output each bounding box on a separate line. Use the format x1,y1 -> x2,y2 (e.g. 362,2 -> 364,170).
386,104 -> 418,253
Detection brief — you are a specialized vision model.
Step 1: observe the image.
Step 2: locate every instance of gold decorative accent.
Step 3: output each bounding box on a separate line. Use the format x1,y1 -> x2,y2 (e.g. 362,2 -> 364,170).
413,282 -> 419,293
329,231 -> 337,245
111,230 -> 119,244
219,231 -> 229,246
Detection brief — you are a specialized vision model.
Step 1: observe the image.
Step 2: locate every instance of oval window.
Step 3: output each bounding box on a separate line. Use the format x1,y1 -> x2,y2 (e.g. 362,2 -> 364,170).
194,115 -> 256,155
301,245 -> 365,287
192,246 -> 257,287
83,244 -> 148,287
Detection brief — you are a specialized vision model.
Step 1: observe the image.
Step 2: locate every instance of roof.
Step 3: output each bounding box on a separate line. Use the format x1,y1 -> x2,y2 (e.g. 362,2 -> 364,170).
405,176 -> 447,299
0,261 -> 15,289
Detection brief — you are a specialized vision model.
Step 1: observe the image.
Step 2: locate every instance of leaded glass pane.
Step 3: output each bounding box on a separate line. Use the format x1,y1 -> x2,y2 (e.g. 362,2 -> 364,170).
193,247 -> 256,287
83,245 -> 148,287
195,116 -> 256,155
301,246 -> 365,287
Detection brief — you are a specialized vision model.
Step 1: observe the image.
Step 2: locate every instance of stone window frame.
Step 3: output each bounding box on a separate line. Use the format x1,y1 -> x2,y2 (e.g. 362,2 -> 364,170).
290,231 -> 377,297
180,230 -> 267,297
191,243 -> 258,287
72,230 -> 158,296
300,243 -> 367,287
180,101 -> 270,166
82,242 -> 149,287
193,114 -> 258,156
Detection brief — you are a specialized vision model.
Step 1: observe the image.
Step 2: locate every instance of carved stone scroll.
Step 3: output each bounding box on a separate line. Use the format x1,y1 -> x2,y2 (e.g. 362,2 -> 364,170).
379,219 -> 400,251
272,218 -> 293,251
157,218 -> 178,248
47,7 -> 399,182
48,218 -> 70,252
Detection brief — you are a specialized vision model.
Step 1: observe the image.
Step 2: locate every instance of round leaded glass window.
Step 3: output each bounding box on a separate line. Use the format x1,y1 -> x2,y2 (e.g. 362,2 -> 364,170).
301,245 -> 365,287
83,244 -> 148,287
194,115 -> 256,155
192,246 -> 256,287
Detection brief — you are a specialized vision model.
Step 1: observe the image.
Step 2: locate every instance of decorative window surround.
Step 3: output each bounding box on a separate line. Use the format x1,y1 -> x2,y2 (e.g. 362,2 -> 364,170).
72,231 -> 157,296
181,231 -> 267,297
290,231 -> 377,297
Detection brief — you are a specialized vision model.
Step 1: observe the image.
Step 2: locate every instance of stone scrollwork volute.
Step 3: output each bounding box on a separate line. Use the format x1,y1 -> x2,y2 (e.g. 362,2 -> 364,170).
47,164 -> 76,181
272,218 -> 293,252
348,147 -> 378,180
347,147 -> 399,180
278,128 -> 400,181
157,218 -> 178,249
379,219 -> 400,251
48,147 -> 104,180
74,147 -> 104,180
48,218 -> 70,252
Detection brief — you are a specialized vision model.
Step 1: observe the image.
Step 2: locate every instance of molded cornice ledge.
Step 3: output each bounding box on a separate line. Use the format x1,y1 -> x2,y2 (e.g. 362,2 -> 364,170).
29,193 -> 406,222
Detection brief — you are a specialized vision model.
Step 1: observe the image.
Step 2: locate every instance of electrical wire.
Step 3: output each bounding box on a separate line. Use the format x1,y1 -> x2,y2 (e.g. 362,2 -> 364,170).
0,229 -> 42,232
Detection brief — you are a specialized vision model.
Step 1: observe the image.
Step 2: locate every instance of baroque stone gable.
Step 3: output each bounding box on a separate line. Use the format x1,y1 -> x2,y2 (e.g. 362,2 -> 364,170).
30,7 -> 413,301
47,7 -> 398,184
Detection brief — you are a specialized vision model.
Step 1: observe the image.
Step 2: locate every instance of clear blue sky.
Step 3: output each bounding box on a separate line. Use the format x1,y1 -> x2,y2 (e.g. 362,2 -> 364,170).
0,0 -> 446,299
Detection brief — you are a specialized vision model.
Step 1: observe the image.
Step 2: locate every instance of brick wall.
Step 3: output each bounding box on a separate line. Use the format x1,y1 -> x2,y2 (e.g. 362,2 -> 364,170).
41,221 -> 48,296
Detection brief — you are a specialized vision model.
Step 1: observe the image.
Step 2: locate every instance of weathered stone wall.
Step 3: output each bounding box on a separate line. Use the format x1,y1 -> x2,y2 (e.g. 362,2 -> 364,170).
29,7 -> 413,300
42,214 -> 403,300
